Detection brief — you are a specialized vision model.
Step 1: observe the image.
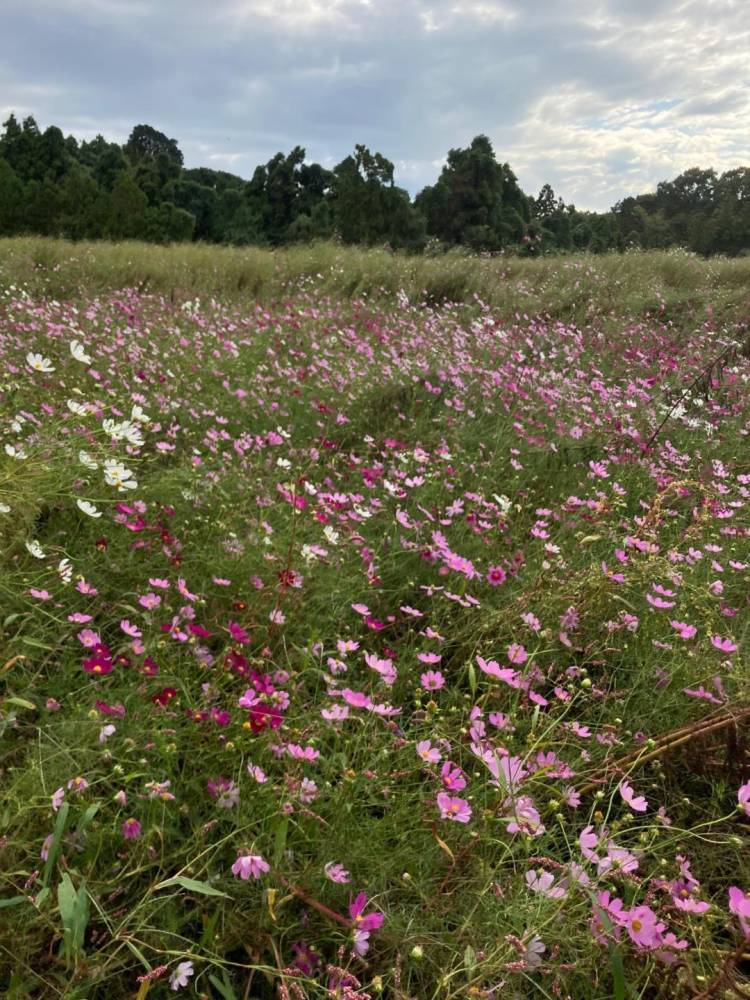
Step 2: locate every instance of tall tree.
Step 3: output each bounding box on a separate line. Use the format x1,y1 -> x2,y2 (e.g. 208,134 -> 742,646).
416,135 -> 529,250
124,125 -> 183,168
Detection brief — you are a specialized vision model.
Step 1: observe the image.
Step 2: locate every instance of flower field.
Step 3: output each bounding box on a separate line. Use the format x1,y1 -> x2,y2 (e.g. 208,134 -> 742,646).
2,243 -> 750,998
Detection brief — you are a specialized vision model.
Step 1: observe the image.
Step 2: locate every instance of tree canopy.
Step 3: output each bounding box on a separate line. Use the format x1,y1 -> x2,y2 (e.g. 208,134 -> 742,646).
0,113 -> 748,255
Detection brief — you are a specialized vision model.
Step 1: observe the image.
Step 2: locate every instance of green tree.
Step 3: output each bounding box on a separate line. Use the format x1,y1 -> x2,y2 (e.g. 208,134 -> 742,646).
124,125 -> 183,168
105,172 -> 149,239
0,158 -> 24,234
416,135 -> 529,250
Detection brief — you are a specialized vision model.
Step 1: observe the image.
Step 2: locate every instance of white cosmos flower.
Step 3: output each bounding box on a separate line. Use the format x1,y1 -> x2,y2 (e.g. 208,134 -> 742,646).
26,352 -> 55,373
79,450 -> 99,470
0,502 -> 10,514
69,340 -> 92,365
58,558 -> 73,583
25,539 -> 46,559
323,525 -> 339,545
76,499 -> 102,518
103,459 -> 137,491
5,444 -> 27,460
131,404 -> 150,424
67,399 -> 90,417
102,419 -> 144,447
121,425 -> 144,447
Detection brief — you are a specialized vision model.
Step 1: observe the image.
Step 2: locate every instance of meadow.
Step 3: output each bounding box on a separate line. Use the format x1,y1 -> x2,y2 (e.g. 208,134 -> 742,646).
1,238 -> 750,999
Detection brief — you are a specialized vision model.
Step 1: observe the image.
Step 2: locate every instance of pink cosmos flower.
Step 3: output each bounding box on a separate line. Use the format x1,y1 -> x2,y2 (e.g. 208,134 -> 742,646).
176,578 -> 198,601
341,688 -> 373,710
247,763 -> 267,783
599,844 -> 639,875
507,643 -> 527,665
138,593 -> 161,610
525,869 -> 567,898
738,781 -> 750,817
420,669 -> 445,690
683,685 -> 724,704
729,887 -> 750,937
476,656 -> 519,687
619,780 -> 648,812
169,961 -> 194,991
231,853 -> 270,880
77,628 -> 101,648
416,740 -> 441,764
590,891 -> 624,944
417,651 -> 442,664
364,652 -> 397,685
671,882 -> 710,914
324,862 -> 350,884
711,635 -> 738,653
321,704 -> 349,722
621,905 -> 664,949
436,792 -> 472,823
505,796 -> 545,837
670,620 -> 697,639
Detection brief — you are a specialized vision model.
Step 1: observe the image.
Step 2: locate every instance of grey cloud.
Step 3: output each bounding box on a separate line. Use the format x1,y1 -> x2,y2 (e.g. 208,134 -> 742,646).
1,0 -> 748,210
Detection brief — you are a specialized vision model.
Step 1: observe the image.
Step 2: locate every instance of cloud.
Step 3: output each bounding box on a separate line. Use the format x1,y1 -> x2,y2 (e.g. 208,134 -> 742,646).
1,0 -> 748,209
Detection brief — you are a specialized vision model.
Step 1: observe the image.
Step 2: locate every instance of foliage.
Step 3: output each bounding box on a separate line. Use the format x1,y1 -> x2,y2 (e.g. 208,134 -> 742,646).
2,113 -> 749,254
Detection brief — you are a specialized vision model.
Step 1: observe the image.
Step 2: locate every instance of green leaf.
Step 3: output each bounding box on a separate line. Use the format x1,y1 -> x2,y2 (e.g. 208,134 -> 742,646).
42,802 -> 69,888
610,946 -> 626,1000
19,637 -> 55,650
467,660 -> 477,697
77,803 -> 100,833
154,876 -> 230,898
208,972 -> 239,1000
0,895 -> 29,909
273,816 -> 288,867
57,873 -> 89,960
463,944 -> 476,971
4,697 -> 36,710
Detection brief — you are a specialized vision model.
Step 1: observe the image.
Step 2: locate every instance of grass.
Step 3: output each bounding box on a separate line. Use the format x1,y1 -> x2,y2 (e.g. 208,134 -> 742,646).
0,238 -> 749,998
1,236 -> 750,328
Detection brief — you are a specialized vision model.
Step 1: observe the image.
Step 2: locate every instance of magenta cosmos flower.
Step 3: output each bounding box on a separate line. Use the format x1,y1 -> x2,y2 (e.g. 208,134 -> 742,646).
122,818 -> 142,840
231,852 -> 269,880
349,892 -> 384,956
486,565 -> 506,586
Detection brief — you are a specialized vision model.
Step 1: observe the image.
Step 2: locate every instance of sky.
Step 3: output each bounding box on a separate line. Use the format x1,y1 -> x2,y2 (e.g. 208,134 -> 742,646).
2,0 -> 749,211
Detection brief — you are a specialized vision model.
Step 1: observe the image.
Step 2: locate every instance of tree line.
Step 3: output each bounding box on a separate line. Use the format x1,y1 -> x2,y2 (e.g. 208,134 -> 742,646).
1,114 -> 748,255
